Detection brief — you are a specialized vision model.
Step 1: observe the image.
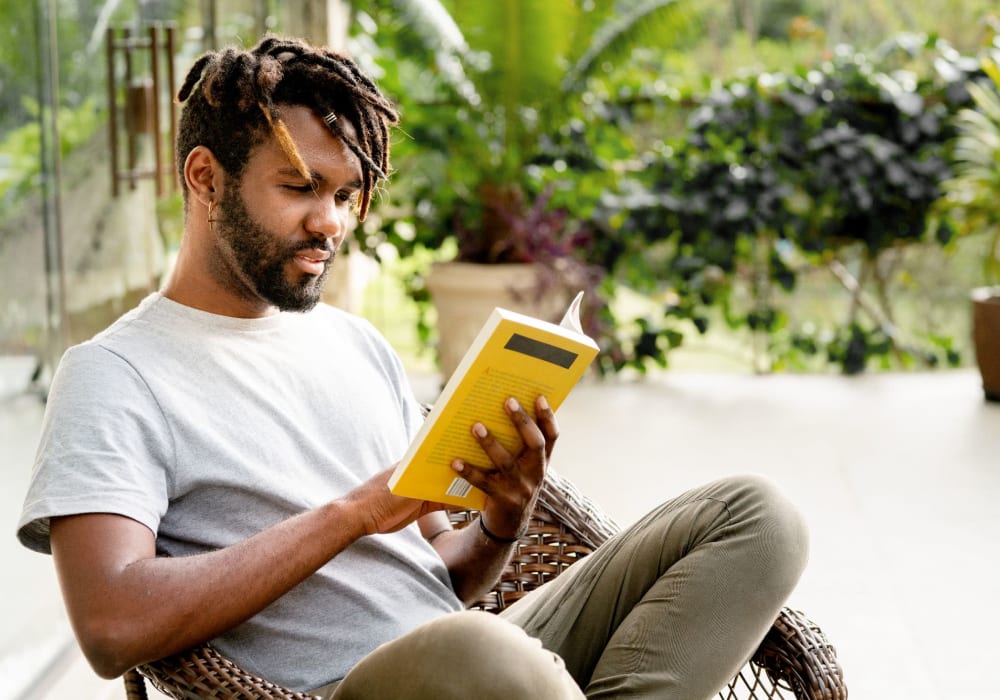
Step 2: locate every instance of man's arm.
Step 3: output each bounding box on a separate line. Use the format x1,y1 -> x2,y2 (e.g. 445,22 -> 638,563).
49,467 -> 443,679
424,395 -> 557,605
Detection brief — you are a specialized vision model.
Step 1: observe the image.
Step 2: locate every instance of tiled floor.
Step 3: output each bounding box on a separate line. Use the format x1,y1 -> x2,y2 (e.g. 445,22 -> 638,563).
546,370 -> 1000,700
3,365 -> 998,699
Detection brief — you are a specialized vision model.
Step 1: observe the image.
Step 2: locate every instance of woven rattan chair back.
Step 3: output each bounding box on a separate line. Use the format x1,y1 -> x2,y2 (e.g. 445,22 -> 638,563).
124,470 -> 846,699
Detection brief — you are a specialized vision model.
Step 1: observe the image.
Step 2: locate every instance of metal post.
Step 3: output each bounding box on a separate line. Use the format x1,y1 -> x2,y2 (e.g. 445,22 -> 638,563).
150,24 -> 163,196
254,0 -> 270,38
202,0 -> 217,51
35,0 -> 68,373
166,23 -> 177,192
106,27 -> 119,198
123,25 -> 136,191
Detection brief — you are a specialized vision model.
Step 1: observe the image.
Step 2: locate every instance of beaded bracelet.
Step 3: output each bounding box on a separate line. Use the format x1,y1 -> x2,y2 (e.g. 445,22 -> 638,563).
478,515 -> 527,544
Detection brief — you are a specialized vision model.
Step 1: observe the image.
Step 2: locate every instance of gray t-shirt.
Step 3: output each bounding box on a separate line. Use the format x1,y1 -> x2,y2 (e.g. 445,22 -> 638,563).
17,293 -> 463,690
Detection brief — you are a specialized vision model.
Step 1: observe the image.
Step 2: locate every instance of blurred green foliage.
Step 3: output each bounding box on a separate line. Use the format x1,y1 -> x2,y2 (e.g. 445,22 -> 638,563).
3,0 -> 998,375
601,35 -> 986,374
0,96 -> 103,218
352,0 -> 693,346
355,0 -> 999,374
935,47 -> 1000,282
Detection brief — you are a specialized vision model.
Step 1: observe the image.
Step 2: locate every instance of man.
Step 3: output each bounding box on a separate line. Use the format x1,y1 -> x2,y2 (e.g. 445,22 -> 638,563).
18,36 -> 808,699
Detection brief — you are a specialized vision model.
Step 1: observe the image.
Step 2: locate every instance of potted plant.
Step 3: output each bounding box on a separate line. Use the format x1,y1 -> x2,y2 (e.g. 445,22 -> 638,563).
359,0 -> 689,378
425,185 -> 604,378
938,44 -> 1000,400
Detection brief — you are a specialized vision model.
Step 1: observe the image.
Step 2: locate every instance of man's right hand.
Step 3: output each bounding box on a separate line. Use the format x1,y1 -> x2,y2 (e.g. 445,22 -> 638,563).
344,466 -> 447,536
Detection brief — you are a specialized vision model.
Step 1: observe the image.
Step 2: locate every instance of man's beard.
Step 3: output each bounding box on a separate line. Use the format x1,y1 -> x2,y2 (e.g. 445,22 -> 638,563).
213,183 -> 332,312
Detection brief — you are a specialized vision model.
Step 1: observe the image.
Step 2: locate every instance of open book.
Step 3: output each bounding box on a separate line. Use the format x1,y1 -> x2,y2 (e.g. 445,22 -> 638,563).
389,292 -> 599,509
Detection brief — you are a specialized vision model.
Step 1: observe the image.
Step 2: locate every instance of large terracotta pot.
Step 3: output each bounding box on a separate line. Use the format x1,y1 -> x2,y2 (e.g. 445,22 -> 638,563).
425,261 -> 568,381
972,286 -> 1000,402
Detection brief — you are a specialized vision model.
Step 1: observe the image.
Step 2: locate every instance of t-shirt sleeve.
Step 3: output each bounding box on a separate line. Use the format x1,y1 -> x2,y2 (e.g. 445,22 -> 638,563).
17,343 -> 173,554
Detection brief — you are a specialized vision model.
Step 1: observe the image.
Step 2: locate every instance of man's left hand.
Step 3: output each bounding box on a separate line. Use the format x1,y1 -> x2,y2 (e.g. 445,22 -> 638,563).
450,395 -> 558,541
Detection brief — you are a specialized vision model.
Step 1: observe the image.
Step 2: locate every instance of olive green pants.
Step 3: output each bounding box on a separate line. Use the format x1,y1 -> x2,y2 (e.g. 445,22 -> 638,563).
318,474 -> 809,700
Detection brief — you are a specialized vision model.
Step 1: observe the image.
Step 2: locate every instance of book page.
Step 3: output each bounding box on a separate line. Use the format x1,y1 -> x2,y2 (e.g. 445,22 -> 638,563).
427,366 -> 557,466
559,291 -> 585,333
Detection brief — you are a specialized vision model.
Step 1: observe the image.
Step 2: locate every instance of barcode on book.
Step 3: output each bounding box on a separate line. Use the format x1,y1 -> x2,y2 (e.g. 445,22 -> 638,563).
446,478 -> 473,499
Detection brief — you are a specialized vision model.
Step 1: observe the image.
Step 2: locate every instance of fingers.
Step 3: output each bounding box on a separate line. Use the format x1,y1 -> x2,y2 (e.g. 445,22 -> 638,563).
505,396 -> 548,452
451,396 -> 555,489
451,420 -> 515,489
472,397 -> 544,469
534,395 -> 559,460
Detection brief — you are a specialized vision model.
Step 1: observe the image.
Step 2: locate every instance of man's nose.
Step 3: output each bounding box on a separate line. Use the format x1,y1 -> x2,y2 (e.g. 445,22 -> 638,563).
306,196 -> 348,246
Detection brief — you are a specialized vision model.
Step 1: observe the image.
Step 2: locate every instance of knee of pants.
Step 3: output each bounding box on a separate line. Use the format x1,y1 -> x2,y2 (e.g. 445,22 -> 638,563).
336,611 -> 582,700
722,473 -> 811,588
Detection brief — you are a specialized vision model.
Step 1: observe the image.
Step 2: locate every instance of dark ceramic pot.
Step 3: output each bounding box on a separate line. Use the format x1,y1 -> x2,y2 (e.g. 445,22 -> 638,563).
972,286 -> 1000,401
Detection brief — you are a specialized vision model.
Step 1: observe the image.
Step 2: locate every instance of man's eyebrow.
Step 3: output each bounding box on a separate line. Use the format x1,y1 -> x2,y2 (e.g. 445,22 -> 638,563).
278,167 -> 317,181
277,167 -> 362,189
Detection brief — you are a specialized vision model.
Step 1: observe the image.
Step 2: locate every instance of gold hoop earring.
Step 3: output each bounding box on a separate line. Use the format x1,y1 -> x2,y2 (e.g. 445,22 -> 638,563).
207,200 -> 217,227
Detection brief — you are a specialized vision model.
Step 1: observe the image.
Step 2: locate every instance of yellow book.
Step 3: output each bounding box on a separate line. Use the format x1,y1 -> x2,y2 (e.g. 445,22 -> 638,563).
389,292 -> 599,509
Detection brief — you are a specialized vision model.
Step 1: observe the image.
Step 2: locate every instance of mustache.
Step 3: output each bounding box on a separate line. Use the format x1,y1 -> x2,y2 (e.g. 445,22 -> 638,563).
289,240 -> 336,255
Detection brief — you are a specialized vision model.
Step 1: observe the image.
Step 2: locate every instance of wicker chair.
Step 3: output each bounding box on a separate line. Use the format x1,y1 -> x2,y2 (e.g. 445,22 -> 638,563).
123,470 -> 847,699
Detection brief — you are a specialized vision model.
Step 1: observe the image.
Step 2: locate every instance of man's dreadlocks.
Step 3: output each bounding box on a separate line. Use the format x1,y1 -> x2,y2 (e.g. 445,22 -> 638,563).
175,35 -> 399,220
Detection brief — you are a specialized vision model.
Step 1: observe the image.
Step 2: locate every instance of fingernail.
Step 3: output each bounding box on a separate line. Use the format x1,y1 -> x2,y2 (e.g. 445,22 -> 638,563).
506,397 -> 520,412
537,396 -> 549,411
473,423 -> 487,438
452,459 -> 465,473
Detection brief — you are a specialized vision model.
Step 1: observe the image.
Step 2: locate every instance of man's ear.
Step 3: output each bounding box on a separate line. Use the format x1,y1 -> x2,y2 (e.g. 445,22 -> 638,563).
184,145 -> 226,205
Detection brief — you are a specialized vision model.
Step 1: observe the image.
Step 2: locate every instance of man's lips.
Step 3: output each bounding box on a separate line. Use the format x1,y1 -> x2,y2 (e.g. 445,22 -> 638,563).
292,248 -> 331,276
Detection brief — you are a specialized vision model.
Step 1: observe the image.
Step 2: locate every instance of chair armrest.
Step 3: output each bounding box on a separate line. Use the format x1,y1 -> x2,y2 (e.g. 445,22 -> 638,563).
128,645 -> 320,700
537,468 -> 620,549
750,607 -> 847,700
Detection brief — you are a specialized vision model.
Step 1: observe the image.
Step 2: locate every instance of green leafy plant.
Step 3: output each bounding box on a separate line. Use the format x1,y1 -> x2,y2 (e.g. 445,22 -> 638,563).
373,0 -> 691,250
601,34 -> 979,374
936,44 -> 1000,281
0,96 -> 104,227
352,0 -> 692,366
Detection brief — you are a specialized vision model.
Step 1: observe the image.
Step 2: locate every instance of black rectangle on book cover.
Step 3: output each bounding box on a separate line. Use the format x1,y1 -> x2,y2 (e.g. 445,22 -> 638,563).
504,333 -> 578,369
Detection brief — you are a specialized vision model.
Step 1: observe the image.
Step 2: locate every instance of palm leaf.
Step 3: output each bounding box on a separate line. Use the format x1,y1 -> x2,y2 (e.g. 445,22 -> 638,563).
451,0 -> 578,109
376,0 -> 692,181
561,0 -> 692,93
387,0 -> 479,105
968,78 -> 1000,124
944,59 -> 1000,278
